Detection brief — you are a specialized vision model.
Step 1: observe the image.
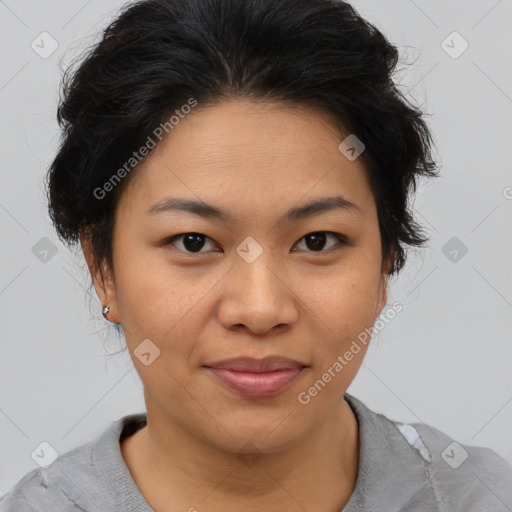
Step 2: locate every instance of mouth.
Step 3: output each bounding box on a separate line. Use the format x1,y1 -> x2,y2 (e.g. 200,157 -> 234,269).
202,356 -> 308,397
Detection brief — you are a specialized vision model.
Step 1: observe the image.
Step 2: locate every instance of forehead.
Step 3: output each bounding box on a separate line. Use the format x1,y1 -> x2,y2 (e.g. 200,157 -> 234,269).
117,99 -> 375,221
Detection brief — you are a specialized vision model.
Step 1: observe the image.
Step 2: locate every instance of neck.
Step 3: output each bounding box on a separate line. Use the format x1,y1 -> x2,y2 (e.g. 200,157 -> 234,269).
121,398 -> 359,512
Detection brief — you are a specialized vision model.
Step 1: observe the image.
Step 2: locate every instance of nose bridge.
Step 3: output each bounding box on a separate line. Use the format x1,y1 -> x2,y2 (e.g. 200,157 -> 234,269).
217,236 -> 298,333
234,237 -> 282,301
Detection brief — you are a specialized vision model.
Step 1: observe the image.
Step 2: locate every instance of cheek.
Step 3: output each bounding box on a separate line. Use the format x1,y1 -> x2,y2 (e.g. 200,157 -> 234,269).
116,271 -> 201,342
305,266 -> 381,334
111,243 -> 181,340
113,247 -> 224,366
299,263 -> 382,373
293,272 -> 380,408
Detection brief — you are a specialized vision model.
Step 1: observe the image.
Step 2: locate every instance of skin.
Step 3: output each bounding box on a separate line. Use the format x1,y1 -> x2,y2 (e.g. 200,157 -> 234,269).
81,98 -> 394,512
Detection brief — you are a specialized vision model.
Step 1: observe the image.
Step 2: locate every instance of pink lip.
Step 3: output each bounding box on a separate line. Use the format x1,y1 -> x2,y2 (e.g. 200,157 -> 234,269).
203,356 -> 307,397
205,367 -> 304,397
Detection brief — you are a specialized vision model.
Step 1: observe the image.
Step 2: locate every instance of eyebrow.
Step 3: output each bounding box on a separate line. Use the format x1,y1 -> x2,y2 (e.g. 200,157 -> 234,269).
145,195 -> 361,223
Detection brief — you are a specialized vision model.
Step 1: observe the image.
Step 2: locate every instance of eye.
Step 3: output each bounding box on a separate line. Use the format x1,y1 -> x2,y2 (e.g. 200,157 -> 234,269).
164,231 -> 347,254
293,232 -> 346,253
165,232 -> 218,253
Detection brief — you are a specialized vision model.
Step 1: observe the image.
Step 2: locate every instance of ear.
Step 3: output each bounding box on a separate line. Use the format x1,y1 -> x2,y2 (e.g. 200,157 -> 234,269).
80,231 -> 120,323
375,249 -> 395,317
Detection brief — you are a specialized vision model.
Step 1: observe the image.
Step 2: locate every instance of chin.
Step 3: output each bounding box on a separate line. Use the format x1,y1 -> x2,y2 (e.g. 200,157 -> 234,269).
200,414 -> 312,456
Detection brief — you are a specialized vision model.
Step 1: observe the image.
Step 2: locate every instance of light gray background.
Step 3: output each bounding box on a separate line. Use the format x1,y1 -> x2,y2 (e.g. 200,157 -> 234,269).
1,0 -> 511,497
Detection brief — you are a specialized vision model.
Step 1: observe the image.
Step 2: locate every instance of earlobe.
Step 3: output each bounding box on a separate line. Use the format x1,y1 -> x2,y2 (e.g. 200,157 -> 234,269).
80,232 -> 120,323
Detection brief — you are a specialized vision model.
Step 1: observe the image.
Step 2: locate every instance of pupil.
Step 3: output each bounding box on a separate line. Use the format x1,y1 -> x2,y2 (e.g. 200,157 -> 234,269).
306,232 -> 326,251
184,233 -> 205,252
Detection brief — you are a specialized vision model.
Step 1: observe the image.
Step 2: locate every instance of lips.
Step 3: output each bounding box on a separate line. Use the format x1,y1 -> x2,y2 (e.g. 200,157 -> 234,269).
205,356 -> 306,372
203,356 -> 307,397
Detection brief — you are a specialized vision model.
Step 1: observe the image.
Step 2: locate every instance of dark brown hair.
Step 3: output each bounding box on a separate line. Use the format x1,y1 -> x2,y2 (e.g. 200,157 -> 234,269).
47,0 -> 438,285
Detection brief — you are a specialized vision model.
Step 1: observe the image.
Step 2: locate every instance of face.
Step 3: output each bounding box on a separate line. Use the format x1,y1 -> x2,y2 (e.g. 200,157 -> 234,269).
82,99 -> 391,454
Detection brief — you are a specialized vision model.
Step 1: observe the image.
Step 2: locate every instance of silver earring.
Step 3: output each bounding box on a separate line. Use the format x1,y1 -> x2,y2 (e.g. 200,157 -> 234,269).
102,305 -> 110,320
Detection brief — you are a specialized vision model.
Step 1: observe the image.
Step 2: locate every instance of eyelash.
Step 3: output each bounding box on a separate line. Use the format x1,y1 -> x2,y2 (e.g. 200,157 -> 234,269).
164,231 -> 347,255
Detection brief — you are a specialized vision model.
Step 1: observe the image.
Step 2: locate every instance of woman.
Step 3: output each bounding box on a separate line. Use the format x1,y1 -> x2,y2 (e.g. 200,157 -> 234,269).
2,0 -> 511,510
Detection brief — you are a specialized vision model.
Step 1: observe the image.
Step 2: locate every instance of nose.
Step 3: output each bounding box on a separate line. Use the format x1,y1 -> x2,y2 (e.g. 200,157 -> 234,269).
216,251 -> 299,336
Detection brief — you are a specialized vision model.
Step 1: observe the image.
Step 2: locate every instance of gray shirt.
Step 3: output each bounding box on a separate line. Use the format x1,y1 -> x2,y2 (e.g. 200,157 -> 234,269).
1,393 -> 511,511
